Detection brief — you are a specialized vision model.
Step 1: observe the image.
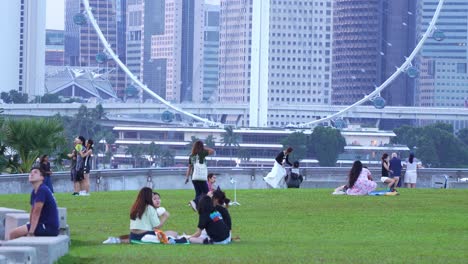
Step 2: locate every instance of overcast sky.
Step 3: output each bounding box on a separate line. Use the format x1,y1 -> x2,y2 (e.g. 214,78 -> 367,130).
46,0 -> 64,30
45,0 -> 220,30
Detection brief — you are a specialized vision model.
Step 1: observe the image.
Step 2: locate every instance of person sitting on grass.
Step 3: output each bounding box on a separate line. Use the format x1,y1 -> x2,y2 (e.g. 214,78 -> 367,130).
207,173 -> 218,194
103,189 -> 176,244
125,187 -> 178,244
9,167 -> 59,239
189,195 -> 231,245
345,161 -> 377,196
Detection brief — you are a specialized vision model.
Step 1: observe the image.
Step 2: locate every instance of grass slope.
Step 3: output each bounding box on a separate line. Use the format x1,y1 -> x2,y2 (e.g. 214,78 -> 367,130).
0,189 -> 467,263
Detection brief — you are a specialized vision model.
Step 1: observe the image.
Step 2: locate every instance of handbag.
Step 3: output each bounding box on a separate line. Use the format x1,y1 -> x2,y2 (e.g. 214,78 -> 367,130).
191,155 -> 208,181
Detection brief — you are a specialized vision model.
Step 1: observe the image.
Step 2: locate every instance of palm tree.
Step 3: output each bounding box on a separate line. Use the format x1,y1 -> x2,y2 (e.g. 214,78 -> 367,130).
187,136 -> 200,153
160,149 -> 175,167
126,144 -> 145,168
2,118 -> 66,173
205,135 -> 216,148
221,126 -> 240,164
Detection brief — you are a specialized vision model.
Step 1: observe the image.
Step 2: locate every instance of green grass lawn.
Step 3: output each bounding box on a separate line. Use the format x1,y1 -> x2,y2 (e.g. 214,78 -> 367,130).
1,189 -> 468,263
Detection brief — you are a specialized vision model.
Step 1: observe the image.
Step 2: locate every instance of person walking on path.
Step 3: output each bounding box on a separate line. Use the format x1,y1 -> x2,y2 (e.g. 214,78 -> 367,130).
185,140 -> 215,211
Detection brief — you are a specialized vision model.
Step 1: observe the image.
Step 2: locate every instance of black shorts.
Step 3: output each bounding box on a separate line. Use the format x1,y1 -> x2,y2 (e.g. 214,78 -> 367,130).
84,166 -> 91,174
74,168 -> 84,182
27,223 -> 59,236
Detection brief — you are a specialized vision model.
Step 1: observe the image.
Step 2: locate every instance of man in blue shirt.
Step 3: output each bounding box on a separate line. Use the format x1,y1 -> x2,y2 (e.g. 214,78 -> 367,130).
389,152 -> 402,191
9,167 -> 59,239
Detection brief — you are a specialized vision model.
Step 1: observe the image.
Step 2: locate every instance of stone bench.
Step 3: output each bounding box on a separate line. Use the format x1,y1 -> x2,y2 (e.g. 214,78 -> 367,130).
0,246 -> 37,264
0,208 -> 26,240
58,208 -> 67,229
4,213 -> 30,240
1,235 -> 69,264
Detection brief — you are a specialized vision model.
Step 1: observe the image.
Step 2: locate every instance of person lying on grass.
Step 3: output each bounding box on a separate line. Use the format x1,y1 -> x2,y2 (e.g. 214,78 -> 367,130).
188,195 -> 231,245
103,188 -> 177,244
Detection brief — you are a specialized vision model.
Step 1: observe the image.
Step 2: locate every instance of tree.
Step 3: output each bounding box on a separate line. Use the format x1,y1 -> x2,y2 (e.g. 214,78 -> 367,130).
126,144 -> 145,168
309,126 -> 346,167
187,136 -> 200,153
221,126 -> 240,161
205,135 -> 216,148
456,128 -> 468,146
392,122 -> 468,168
34,93 -> 62,103
1,90 -> 28,104
2,118 -> 66,173
237,148 -> 251,162
58,104 -> 109,143
280,132 -> 308,162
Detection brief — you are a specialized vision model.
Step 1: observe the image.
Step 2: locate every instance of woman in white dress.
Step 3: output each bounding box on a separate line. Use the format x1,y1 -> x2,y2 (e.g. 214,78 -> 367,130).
263,147 -> 293,188
403,153 -> 423,188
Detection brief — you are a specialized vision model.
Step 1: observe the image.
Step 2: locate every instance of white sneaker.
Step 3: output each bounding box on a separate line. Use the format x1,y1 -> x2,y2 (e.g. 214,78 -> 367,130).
103,237 -> 119,244
80,192 -> 90,196
188,201 -> 197,212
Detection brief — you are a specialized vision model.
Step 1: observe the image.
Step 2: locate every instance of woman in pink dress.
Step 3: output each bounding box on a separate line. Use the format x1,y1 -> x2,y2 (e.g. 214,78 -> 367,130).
346,161 -> 377,196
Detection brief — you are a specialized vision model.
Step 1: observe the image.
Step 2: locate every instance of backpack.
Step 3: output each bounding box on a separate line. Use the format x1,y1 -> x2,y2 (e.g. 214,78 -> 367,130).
285,169 -> 303,188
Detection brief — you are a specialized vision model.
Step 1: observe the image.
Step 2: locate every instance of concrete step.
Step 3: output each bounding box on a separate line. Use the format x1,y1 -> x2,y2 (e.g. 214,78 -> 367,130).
0,246 -> 37,264
4,213 -> 30,240
1,235 -> 69,264
0,255 -> 6,264
448,182 -> 468,189
0,208 -> 26,240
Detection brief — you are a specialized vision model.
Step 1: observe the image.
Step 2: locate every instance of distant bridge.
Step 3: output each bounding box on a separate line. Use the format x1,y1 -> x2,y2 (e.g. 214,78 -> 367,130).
2,103 -> 468,122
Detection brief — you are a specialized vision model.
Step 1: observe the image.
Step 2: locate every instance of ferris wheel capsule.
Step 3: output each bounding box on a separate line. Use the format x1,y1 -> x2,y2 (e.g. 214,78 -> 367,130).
334,118 -> 347,129
406,66 -> 419,78
73,13 -> 87,26
161,111 -> 175,123
95,53 -> 108,64
432,30 -> 445,41
125,85 -> 139,97
373,96 -> 386,109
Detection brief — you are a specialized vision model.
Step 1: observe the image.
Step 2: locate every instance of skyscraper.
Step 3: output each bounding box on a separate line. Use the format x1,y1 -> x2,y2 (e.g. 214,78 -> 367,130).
45,30 -> 65,66
64,0 -> 127,98
126,0 -> 165,101
0,0 -> 46,97
218,0 -> 252,104
151,0 -> 183,102
415,0 -> 468,130
192,2 -> 220,103
332,0 -> 382,105
219,0 -> 333,127
380,0 -> 416,107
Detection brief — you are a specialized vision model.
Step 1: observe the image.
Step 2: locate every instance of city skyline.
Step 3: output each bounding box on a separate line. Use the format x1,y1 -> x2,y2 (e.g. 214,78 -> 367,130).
45,0 -> 221,30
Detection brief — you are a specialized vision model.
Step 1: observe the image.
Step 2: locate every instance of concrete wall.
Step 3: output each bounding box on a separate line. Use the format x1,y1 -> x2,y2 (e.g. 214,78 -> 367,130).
1,167 -> 467,194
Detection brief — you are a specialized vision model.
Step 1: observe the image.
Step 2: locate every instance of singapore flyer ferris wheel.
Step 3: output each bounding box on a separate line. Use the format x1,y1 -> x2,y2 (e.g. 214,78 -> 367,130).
77,0 -> 446,128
